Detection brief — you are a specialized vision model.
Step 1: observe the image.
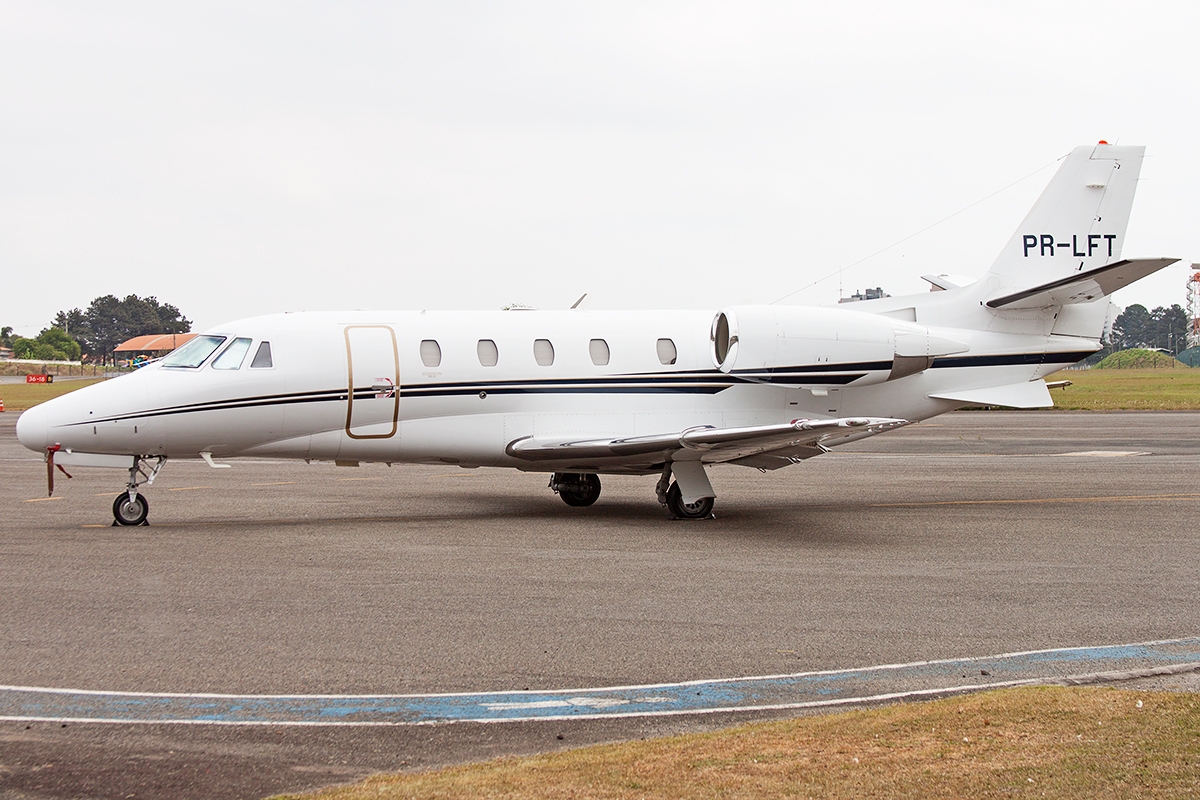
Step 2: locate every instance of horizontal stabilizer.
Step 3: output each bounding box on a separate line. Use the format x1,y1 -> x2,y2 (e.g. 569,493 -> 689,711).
986,258 -> 1179,309
506,417 -> 910,465
921,273 -> 976,291
929,380 -> 1053,409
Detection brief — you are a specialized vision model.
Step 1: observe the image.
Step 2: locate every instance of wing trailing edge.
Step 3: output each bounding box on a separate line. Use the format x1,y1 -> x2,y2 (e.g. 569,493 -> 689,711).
505,417 -> 911,465
928,380 -> 1054,409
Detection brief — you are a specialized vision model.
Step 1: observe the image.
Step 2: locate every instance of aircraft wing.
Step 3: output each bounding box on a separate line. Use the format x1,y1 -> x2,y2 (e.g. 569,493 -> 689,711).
986,258 -> 1179,309
505,417 -> 911,466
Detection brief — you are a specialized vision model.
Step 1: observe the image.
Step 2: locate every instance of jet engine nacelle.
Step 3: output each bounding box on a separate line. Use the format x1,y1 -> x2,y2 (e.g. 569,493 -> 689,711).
710,306 -> 968,386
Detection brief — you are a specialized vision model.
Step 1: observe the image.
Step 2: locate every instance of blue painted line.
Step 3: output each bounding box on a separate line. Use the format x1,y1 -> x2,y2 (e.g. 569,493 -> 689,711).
3,637 -> 1198,726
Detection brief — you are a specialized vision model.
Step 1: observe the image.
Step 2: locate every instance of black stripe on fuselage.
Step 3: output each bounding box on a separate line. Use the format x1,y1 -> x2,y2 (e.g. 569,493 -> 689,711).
66,375 -> 740,425
65,352 -> 1092,426
732,360 -> 894,376
930,351 -> 1093,369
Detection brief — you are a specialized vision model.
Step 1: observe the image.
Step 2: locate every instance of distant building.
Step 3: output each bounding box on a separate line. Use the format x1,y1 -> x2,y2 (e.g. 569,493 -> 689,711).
839,287 -> 890,304
114,333 -> 197,365
0,345 -> 13,361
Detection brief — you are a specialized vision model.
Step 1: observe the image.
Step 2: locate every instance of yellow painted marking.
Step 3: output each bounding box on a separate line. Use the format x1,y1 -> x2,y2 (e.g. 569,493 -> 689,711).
168,486 -> 212,492
433,473 -> 478,478
336,477 -> 380,482
251,481 -> 296,486
869,493 -> 1200,509
24,496 -> 63,502
94,492 -> 124,497
82,524 -> 107,528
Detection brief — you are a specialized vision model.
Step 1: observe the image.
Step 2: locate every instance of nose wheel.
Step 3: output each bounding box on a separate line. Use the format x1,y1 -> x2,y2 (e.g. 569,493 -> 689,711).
550,473 -> 602,507
113,493 -> 149,526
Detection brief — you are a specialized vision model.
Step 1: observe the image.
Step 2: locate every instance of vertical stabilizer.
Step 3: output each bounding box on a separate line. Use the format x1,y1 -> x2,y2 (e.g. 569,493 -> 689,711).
986,144 -> 1144,293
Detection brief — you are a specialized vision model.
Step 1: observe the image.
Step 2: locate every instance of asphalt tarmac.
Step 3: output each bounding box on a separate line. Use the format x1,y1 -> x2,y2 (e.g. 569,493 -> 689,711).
2,410 -> 1199,798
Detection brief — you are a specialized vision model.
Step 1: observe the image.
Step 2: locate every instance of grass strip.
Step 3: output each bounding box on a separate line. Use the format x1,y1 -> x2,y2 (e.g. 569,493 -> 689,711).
0,379 -> 104,411
271,686 -> 1200,800
1048,368 -> 1200,410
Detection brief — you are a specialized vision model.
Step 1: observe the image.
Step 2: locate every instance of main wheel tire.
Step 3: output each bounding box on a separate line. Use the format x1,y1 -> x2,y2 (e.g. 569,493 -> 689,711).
113,493 -> 149,526
558,473 -> 602,507
666,482 -> 714,519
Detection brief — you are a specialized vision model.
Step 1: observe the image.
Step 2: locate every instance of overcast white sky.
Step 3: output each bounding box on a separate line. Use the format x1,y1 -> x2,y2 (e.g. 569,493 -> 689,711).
2,1 -> 1198,336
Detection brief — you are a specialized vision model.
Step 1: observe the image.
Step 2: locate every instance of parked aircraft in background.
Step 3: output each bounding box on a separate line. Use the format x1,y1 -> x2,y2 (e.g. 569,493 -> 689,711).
17,144 -> 1179,525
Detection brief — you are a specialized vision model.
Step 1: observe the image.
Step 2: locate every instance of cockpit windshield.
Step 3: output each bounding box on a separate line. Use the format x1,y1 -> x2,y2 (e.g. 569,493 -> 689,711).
161,335 -> 226,368
212,337 -> 253,370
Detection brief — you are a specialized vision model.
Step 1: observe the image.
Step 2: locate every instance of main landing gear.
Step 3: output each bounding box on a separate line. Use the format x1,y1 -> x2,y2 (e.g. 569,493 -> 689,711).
665,482 -> 715,520
656,464 -> 715,520
550,472 -> 602,507
549,466 -> 716,519
113,456 -> 166,526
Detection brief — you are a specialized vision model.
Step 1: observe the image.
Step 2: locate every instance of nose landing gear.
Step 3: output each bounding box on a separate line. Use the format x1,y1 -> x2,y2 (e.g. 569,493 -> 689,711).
112,456 -> 166,526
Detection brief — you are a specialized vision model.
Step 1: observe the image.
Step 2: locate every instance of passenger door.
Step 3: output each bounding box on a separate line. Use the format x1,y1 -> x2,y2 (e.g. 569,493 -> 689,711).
344,325 -> 400,439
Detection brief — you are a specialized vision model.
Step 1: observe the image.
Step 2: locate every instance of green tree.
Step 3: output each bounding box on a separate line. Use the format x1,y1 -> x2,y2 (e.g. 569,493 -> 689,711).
11,337 -> 36,359
53,295 -> 192,363
37,327 -> 83,361
51,309 -> 89,345
1150,304 -> 1189,353
0,326 -> 13,347
1112,304 -> 1152,349
7,329 -> 82,362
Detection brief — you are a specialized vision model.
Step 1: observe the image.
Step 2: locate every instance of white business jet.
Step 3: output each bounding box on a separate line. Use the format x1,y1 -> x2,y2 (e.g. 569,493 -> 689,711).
17,144 -> 1180,525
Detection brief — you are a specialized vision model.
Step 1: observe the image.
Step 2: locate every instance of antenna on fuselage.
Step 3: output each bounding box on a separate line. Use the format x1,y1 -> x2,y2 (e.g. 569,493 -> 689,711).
570,293 -> 587,309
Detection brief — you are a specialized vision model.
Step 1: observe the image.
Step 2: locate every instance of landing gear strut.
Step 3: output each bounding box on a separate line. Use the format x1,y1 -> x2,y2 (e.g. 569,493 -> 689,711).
656,464 -> 715,520
113,456 -> 166,526
550,472 -> 602,507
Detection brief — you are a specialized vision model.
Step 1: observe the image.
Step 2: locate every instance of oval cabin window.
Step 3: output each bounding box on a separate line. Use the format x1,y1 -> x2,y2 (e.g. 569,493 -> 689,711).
533,339 -> 554,366
420,339 -> 441,368
589,338 -> 610,366
656,338 -> 677,365
477,339 -> 499,367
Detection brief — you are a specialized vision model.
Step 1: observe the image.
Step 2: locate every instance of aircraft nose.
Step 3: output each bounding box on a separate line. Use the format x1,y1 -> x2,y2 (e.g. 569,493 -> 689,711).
15,402 -> 49,452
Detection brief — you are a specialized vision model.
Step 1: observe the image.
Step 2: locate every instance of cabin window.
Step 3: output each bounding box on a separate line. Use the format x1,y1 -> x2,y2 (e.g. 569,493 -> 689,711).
477,339 -> 498,367
212,337 -> 253,370
420,339 -> 441,368
250,341 -> 273,369
656,338 -> 677,365
533,339 -> 554,366
161,335 -> 226,368
589,338 -> 610,366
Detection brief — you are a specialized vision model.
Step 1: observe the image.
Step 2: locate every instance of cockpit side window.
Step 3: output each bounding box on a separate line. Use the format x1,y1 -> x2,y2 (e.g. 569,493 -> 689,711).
212,337 -> 253,370
250,341 -> 273,369
162,335 -> 226,368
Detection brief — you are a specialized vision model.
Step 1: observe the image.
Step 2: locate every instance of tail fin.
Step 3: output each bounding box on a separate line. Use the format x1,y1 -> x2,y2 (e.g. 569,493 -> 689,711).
986,143 -> 1144,292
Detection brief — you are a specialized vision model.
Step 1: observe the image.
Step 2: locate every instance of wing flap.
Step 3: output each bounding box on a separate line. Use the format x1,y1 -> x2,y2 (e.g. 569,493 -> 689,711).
929,380 -> 1053,409
505,417 -> 910,464
986,258 -> 1179,309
